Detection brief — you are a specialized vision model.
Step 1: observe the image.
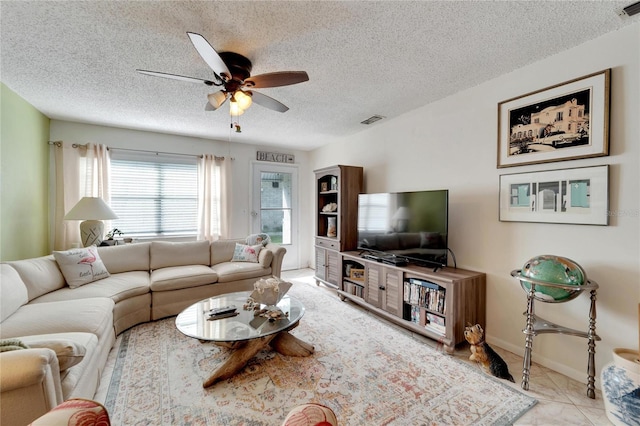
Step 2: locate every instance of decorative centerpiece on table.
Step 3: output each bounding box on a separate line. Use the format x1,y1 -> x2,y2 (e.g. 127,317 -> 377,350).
244,276 -> 293,321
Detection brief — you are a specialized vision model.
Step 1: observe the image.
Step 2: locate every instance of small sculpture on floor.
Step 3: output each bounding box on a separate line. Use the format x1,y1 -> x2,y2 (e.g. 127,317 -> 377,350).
464,324 -> 515,382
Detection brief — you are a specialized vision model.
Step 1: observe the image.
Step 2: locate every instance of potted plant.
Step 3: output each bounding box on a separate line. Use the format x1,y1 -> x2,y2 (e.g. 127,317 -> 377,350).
101,228 -> 123,246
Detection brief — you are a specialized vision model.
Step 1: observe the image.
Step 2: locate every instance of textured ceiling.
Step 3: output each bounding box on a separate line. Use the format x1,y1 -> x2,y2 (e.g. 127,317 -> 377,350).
1,1 -> 637,151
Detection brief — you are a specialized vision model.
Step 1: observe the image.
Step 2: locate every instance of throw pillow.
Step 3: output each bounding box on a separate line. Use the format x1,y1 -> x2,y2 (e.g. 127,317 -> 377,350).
0,338 -> 29,352
53,246 -> 110,289
21,337 -> 86,371
245,233 -> 271,246
231,243 -> 262,263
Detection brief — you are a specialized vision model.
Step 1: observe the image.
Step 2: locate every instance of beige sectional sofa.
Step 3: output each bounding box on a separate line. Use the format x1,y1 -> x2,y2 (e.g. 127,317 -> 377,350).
0,238 -> 285,425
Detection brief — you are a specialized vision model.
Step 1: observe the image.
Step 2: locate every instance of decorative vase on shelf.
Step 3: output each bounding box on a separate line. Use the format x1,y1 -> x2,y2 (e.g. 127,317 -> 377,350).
601,348 -> 640,426
327,217 -> 337,237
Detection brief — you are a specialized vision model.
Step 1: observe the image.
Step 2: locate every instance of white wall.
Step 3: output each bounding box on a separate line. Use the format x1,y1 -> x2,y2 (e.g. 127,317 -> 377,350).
310,23 -> 640,385
50,121 -> 312,268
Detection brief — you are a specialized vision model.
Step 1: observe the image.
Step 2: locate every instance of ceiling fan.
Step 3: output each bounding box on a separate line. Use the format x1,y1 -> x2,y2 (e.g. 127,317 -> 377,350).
137,32 -> 309,115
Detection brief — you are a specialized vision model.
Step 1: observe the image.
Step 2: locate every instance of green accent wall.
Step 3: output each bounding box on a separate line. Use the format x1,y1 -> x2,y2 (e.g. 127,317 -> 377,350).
1,83 -> 50,261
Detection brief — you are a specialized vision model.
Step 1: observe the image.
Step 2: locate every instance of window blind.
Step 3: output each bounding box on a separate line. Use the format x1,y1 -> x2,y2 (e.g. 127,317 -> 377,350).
110,152 -> 198,237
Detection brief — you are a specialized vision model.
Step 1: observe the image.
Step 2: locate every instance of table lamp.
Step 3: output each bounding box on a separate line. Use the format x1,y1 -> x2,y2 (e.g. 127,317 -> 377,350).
64,197 -> 119,247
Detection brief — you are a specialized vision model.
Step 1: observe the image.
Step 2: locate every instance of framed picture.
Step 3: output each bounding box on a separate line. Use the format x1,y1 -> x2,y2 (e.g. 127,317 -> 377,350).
497,69 -> 610,168
499,165 -> 609,225
350,269 -> 365,281
320,182 -> 328,192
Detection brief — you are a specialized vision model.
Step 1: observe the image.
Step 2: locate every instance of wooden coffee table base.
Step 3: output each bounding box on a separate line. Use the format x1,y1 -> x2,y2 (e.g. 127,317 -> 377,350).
203,327 -> 314,388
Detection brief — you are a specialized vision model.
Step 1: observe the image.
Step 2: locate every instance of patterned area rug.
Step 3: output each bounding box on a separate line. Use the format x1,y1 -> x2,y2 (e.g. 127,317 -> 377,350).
105,278 -> 536,425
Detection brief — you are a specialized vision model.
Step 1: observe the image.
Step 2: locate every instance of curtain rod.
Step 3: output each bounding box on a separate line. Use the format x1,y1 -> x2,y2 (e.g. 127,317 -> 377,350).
49,142 -> 232,160
48,141 -> 87,149
109,147 -> 233,160
108,147 -> 203,159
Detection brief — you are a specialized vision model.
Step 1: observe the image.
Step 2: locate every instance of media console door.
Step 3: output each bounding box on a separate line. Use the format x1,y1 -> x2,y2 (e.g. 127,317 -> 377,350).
315,246 -> 340,288
358,262 -> 404,317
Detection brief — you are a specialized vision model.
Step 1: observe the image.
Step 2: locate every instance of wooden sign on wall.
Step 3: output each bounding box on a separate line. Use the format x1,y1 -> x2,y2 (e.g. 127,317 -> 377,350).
257,151 -> 295,163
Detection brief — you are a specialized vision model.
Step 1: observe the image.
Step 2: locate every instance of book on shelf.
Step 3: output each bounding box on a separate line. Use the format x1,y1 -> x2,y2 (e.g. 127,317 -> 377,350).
410,305 -> 421,324
425,313 -> 446,335
403,279 -> 446,314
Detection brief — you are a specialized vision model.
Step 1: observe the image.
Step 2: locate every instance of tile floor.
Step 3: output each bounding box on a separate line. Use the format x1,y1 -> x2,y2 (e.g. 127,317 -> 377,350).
281,269 -> 612,426
95,268 -> 613,425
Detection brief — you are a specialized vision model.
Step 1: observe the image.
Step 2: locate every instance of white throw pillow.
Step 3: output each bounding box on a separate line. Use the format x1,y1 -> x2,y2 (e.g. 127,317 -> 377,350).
231,243 -> 262,263
53,246 -> 110,288
245,233 -> 271,246
20,336 -> 86,371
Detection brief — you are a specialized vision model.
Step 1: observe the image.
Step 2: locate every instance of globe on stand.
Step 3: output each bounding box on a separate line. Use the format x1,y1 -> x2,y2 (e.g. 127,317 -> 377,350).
518,254 -> 587,302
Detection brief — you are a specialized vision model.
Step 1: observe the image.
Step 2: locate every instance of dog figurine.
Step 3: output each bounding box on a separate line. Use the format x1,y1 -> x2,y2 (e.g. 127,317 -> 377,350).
464,324 -> 515,382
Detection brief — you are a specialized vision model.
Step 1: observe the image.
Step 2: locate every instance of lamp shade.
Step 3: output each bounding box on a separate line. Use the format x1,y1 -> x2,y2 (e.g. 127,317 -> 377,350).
64,197 -> 118,220
234,90 -> 252,110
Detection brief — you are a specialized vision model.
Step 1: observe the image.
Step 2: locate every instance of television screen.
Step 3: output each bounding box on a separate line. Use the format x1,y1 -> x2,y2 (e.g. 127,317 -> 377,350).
357,190 -> 448,268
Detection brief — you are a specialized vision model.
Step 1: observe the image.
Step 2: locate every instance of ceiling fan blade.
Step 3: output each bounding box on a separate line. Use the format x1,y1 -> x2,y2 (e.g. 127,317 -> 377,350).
249,91 -> 289,113
137,69 -> 216,86
244,71 -> 309,89
187,32 -> 231,80
206,91 -> 228,110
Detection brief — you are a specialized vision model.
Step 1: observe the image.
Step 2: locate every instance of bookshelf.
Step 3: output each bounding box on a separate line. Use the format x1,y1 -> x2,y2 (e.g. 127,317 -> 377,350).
314,165 -> 363,289
338,252 -> 486,352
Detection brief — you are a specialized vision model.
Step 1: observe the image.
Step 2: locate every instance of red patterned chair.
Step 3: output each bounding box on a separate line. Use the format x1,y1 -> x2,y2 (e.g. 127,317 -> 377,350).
282,403 -> 338,426
29,398 -> 110,426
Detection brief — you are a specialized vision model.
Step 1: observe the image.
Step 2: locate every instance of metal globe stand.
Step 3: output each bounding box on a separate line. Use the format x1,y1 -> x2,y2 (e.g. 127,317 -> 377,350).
511,270 -> 601,399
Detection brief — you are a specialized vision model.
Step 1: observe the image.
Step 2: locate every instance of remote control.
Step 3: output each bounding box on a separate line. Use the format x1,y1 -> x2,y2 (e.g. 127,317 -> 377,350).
209,305 -> 236,316
207,311 -> 238,321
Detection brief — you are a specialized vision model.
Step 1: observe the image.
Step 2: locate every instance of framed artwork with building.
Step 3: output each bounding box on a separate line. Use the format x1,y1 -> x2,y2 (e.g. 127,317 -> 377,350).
497,69 -> 610,168
499,165 -> 609,225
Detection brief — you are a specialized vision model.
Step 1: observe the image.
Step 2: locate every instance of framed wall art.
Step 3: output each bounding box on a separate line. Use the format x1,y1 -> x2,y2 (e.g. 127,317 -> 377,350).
499,165 -> 609,225
497,69 -> 610,168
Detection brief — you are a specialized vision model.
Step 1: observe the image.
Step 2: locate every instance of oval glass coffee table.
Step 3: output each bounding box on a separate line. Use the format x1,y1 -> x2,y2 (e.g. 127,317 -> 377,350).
175,291 -> 314,388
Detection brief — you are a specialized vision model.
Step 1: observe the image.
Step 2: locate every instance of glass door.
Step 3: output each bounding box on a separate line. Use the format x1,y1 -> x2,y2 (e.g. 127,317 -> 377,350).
251,162 -> 298,271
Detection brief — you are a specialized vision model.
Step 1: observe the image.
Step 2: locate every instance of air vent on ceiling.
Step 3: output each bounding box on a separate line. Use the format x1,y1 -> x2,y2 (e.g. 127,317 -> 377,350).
360,115 -> 385,125
621,0 -> 640,17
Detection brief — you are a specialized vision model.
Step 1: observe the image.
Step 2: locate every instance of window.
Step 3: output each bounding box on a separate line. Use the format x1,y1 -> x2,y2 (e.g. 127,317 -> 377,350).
110,151 -> 198,238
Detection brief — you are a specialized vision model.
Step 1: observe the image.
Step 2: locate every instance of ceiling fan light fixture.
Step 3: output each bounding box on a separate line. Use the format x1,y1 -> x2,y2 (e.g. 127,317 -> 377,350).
207,91 -> 228,109
229,99 -> 245,116
234,90 -> 252,110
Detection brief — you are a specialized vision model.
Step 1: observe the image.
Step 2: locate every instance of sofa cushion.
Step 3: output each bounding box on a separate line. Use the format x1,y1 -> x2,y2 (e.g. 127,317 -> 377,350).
31,271 -> 150,305
150,241 -> 210,270
150,265 -> 218,292
210,261 -> 271,283
53,246 -> 110,289
20,334 -> 88,371
0,298 -> 114,343
210,239 -> 244,265
231,243 -> 262,263
0,264 -> 29,321
97,242 -> 150,273
7,255 -> 66,301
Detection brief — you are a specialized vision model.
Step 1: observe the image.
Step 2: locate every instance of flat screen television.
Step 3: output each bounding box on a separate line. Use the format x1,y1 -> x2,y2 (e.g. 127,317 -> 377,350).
357,189 -> 448,269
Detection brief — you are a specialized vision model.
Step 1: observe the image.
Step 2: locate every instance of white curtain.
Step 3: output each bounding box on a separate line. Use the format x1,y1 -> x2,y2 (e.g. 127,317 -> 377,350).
51,142 -> 111,250
197,155 -> 230,241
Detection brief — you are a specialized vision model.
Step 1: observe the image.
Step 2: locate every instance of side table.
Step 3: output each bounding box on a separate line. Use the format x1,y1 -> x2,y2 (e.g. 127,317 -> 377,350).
511,270 -> 601,399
